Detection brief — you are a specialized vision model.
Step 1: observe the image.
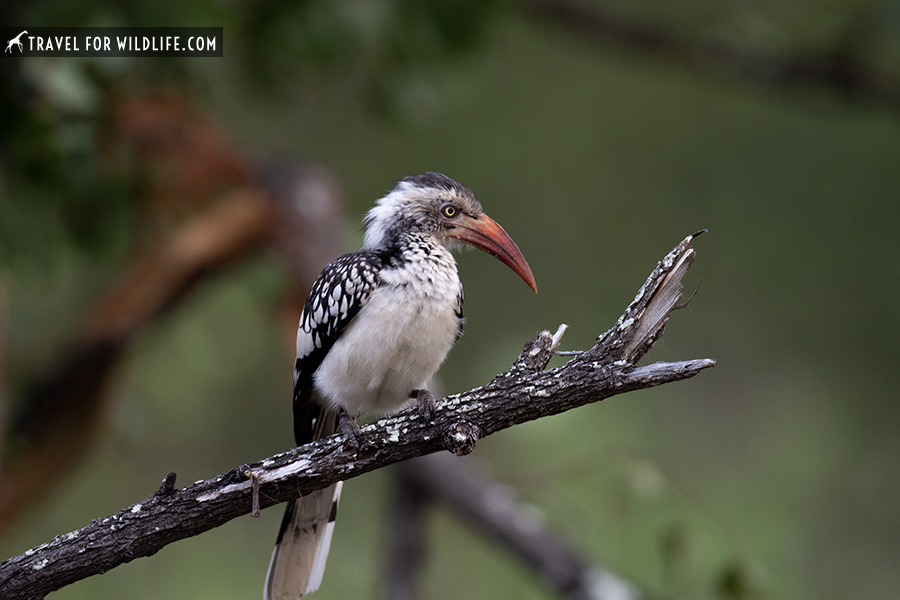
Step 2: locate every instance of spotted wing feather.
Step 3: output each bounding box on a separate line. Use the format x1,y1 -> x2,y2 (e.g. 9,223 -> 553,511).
292,251 -> 383,445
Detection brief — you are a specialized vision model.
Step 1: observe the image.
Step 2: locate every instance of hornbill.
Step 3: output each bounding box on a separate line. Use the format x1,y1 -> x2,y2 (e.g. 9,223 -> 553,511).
265,172 -> 537,600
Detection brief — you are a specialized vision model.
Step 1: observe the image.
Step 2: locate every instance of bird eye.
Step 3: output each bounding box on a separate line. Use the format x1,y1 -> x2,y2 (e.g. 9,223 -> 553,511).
441,204 -> 458,218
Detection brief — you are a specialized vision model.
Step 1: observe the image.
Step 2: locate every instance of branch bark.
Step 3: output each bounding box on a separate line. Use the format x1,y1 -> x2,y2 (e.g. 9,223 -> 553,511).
0,231 -> 714,600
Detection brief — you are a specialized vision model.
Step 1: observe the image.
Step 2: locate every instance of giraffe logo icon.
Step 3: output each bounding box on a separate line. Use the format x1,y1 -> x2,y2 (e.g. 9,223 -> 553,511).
6,30 -> 28,53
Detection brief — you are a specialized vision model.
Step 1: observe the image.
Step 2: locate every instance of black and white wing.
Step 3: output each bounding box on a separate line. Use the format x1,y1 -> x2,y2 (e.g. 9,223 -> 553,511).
292,250 -> 383,445
265,251 -> 382,600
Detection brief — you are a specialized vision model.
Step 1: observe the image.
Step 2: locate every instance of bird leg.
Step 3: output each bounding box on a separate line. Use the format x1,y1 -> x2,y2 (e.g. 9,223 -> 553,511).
338,409 -> 362,450
411,389 -> 436,422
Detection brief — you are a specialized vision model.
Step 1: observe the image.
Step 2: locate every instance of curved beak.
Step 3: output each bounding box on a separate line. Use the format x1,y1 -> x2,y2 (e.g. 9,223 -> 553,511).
449,213 -> 537,292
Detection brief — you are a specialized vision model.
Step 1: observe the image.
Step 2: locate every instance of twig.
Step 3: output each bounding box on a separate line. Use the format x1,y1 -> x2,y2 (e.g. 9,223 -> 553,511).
247,471 -> 262,518
0,232 -> 713,600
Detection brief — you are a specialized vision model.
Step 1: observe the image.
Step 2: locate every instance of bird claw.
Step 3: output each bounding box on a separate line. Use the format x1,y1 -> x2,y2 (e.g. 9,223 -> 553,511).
339,411 -> 362,450
412,389 -> 436,422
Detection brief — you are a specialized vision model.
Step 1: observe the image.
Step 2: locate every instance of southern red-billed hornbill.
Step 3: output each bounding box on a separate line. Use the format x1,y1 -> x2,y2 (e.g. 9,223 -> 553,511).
265,173 -> 537,600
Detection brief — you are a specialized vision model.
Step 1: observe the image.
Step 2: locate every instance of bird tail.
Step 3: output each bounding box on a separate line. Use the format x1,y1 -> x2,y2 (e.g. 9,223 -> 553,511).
265,401 -> 340,600
264,481 -> 343,600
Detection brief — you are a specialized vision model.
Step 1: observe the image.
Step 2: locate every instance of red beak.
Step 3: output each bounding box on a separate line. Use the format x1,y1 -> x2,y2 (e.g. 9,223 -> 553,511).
450,213 -> 537,292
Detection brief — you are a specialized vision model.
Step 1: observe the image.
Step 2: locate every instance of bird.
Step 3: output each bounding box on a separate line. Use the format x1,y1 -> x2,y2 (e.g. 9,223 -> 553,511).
264,172 -> 537,600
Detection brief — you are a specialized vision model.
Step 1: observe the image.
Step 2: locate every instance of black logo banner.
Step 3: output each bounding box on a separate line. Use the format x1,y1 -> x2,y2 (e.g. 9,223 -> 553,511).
2,27 -> 223,57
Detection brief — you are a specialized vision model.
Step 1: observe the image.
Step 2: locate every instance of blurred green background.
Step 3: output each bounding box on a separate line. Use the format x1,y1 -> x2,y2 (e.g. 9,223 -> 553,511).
2,1 -> 900,600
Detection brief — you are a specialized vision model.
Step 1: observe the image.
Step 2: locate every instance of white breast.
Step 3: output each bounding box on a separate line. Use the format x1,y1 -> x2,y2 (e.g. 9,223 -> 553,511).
312,246 -> 462,417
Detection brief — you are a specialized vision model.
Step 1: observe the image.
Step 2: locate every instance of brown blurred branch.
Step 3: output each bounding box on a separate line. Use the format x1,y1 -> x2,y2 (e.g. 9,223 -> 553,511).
528,0 -> 900,110
0,92 -> 347,530
85,190 -> 274,340
0,231 -> 713,600
0,190 -> 273,527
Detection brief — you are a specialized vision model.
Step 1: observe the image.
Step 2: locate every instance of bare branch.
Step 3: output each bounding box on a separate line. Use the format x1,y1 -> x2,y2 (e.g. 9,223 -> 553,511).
0,232 -> 713,600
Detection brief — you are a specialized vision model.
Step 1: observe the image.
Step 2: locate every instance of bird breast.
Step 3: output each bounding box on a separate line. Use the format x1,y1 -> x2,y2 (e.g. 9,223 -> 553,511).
312,246 -> 463,417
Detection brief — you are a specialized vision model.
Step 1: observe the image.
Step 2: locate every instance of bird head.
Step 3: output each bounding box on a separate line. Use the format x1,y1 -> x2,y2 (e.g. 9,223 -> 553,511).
363,172 -> 537,292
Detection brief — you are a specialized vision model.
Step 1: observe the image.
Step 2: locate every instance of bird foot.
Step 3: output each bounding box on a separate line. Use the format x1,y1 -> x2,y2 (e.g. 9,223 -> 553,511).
338,411 -> 362,450
412,389 -> 436,422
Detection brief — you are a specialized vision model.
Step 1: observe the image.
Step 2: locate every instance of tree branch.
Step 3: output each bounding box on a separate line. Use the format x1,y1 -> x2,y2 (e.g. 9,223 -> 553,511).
0,231 -> 714,600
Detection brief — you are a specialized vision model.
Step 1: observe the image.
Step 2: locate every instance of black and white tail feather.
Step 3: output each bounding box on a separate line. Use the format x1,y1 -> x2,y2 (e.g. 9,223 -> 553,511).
264,252 -> 382,600
263,417 -> 340,600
